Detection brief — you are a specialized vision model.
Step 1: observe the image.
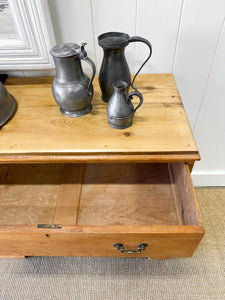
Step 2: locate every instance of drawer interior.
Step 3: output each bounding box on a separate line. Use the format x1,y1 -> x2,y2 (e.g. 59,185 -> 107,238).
0,163 -> 200,226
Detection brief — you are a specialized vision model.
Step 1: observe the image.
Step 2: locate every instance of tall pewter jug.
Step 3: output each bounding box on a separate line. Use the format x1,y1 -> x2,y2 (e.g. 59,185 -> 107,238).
98,32 -> 152,102
50,43 -> 96,117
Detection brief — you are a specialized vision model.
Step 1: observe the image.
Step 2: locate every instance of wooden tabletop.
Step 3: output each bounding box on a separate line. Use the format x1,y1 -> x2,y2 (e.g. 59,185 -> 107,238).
0,74 -> 199,163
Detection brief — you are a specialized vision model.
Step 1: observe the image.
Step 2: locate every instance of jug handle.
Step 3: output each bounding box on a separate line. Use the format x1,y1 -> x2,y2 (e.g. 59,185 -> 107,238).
126,90 -> 143,112
80,43 -> 96,96
129,36 -> 152,85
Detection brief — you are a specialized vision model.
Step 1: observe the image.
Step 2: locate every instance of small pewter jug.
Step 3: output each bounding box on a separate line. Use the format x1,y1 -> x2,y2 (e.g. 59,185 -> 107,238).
107,80 -> 143,129
50,43 -> 96,117
98,32 -> 152,102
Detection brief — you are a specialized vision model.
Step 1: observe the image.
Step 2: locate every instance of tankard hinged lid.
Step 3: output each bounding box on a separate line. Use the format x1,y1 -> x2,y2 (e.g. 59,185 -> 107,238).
50,43 -> 80,58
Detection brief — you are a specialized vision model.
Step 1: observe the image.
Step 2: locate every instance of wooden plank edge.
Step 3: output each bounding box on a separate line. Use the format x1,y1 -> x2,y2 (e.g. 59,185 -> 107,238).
0,224 -> 205,234
0,153 -> 201,164
53,164 -> 85,225
170,163 -> 203,226
172,73 -> 200,155
168,163 -> 184,225
185,164 -> 204,227
4,73 -> 172,85
0,255 -> 26,259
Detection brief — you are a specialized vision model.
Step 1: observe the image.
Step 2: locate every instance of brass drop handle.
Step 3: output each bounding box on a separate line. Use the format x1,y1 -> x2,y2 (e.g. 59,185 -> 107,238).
113,243 -> 148,254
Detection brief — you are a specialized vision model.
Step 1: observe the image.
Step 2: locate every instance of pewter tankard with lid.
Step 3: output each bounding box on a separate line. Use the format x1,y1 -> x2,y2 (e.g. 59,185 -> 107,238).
98,32 -> 152,102
50,43 -> 96,117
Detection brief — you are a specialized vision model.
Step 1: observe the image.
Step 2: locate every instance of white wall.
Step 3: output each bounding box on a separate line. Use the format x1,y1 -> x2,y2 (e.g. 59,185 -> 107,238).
3,0 -> 225,186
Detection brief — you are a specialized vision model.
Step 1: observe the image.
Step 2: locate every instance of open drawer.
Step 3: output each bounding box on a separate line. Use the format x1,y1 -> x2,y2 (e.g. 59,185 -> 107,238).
0,163 -> 204,259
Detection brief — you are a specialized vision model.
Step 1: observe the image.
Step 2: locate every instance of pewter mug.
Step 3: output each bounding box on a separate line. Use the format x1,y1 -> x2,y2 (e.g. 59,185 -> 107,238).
50,42 -> 96,117
107,80 -> 143,129
0,81 -> 16,127
98,32 -> 152,102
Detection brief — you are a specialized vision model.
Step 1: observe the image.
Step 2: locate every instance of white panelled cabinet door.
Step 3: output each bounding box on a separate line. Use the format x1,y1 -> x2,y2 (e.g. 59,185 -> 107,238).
0,0 -> 55,70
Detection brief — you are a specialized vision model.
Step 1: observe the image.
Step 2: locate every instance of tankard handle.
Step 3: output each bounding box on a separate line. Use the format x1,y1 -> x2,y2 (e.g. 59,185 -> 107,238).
80,43 -> 96,96
129,36 -> 152,85
126,90 -> 143,112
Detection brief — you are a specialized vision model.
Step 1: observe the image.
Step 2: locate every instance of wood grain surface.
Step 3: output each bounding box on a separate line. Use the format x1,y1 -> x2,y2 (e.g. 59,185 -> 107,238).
0,163 -> 200,228
0,74 -> 199,163
77,163 -> 182,226
53,164 -> 84,225
0,164 -> 64,225
0,224 -> 204,258
171,163 -> 203,226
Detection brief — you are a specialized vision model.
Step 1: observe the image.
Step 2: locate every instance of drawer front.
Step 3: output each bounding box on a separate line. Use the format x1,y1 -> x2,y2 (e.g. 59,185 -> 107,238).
0,225 -> 204,259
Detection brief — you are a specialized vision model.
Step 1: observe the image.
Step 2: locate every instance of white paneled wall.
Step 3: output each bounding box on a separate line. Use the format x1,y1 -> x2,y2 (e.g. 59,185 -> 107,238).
91,0 -> 137,73
48,0 -> 95,74
173,0 -> 225,127
172,0 -> 225,186
2,0 -> 225,186
192,20 -> 225,186
194,20 -> 225,171
135,0 -> 183,73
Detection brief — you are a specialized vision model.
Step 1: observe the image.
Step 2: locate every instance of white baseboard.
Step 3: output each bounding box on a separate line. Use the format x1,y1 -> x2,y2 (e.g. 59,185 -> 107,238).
191,171 -> 225,187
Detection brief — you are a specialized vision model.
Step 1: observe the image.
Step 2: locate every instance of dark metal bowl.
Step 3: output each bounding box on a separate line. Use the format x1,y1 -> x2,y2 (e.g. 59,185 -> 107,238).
0,82 -> 16,127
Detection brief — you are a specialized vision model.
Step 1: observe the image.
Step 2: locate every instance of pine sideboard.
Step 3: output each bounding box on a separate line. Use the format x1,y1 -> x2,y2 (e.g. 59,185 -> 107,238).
0,74 -> 204,259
